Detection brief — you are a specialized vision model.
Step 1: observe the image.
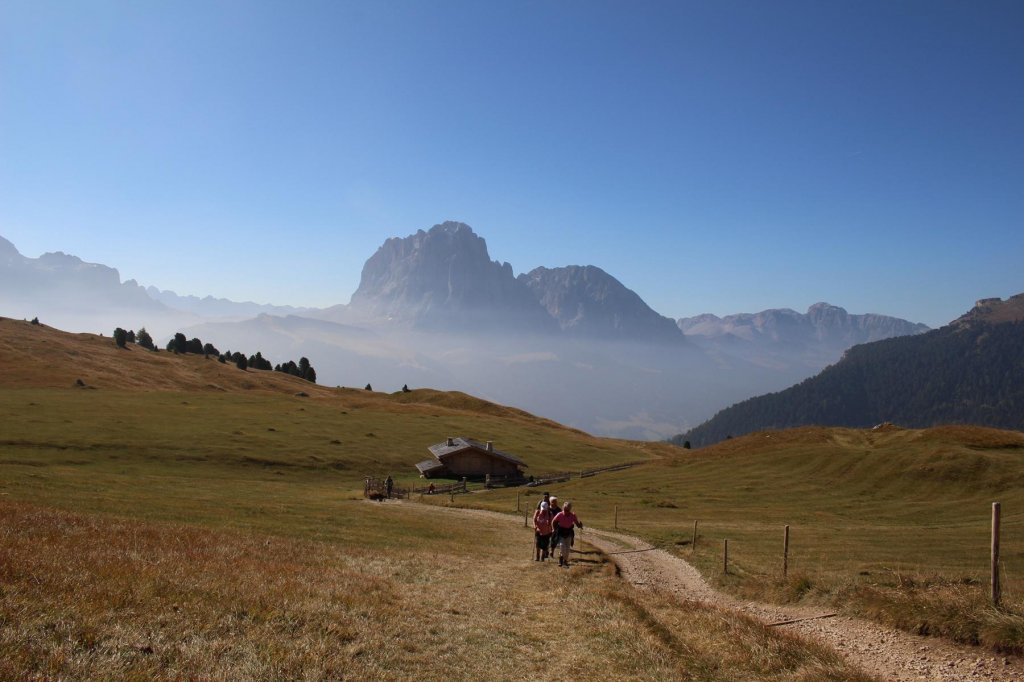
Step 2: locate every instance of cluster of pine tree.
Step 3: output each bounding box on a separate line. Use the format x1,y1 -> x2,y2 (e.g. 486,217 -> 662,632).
112,327 -> 154,350
274,357 -> 316,383
165,332 -> 217,356
111,327 -> 317,384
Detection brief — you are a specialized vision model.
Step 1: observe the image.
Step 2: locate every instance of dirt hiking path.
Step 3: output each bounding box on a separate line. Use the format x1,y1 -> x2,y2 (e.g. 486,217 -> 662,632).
392,501 -> 1024,682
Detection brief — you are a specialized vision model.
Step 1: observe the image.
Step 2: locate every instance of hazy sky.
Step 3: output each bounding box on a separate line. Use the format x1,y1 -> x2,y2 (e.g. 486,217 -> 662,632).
2,1 -> 1022,328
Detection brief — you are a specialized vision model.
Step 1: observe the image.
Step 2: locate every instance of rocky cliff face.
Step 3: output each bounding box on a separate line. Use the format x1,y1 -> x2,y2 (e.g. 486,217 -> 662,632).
349,221 -> 554,331
519,265 -> 684,343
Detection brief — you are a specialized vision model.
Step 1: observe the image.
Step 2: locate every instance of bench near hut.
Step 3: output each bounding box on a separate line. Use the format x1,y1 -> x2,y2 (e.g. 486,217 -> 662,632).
415,437 -> 527,481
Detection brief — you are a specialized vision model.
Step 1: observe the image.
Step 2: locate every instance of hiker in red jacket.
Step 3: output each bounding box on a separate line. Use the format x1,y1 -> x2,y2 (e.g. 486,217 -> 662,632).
551,501 -> 583,567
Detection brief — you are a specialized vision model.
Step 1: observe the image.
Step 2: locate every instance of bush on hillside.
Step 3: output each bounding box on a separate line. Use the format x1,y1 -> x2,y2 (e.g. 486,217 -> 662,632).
113,327 -> 128,348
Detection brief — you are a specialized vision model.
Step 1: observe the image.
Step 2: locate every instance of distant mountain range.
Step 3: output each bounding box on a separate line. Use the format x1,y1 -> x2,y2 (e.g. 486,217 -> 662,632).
0,223 -> 933,438
678,303 -> 929,371
674,295 -> 1024,447
144,287 -> 317,320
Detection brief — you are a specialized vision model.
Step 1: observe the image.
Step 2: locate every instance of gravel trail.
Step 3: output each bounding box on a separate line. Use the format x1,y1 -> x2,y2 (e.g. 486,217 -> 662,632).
396,501 -> 1024,682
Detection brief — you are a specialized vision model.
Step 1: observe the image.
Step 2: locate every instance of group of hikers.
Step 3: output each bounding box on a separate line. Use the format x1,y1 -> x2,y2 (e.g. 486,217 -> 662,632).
531,491 -> 583,566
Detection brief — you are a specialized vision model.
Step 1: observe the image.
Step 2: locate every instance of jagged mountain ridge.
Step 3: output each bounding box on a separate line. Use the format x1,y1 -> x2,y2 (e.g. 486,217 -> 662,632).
0,236 -> 168,330
145,286 -> 317,320
674,295 -> 1024,447
519,265 -> 684,343
679,303 -> 929,345
678,303 -> 929,371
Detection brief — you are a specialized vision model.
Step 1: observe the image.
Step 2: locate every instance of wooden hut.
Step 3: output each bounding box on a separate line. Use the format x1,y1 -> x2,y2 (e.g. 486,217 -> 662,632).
415,437 -> 526,480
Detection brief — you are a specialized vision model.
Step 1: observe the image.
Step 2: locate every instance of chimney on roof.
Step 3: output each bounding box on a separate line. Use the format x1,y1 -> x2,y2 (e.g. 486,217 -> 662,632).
447,437 -> 454,447
486,441 -> 494,452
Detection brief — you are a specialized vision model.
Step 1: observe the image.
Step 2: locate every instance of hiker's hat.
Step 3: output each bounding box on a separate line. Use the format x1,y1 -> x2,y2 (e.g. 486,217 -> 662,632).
540,502 -> 549,510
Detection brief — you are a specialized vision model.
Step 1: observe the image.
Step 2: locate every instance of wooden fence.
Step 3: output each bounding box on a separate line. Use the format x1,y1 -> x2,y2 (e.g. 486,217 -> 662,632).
412,479 -> 468,496
363,477 -> 411,500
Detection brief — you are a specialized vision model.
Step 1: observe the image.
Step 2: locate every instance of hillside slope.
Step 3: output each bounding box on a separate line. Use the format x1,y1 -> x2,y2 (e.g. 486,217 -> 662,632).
0,317 -> 673,475
675,296 -> 1024,447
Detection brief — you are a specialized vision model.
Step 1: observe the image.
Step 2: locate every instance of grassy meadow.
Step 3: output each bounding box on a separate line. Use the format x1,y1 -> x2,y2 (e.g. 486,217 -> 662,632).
0,320 -> 875,679
460,426 -> 1024,652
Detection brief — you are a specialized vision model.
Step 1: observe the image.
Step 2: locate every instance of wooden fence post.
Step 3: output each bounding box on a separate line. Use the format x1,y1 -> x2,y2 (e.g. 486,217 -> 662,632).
614,505 -> 619,530
524,512 -> 528,527
692,520 -> 698,551
517,492 -> 520,513
723,539 -> 729,574
992,502 -> 1002,607
783,525 -> 790,578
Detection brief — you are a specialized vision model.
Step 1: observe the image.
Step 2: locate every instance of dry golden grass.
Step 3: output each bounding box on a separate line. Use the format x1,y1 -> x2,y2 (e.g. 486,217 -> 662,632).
0,501 -> 873,681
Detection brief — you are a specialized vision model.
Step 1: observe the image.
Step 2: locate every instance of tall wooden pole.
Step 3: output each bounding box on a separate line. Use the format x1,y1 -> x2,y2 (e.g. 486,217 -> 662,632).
783,525 -> 790,578
516,492 -> 520,513
723,539 -> 729,574
614,505 -> 619,530
992,502 -> 1002,607
692,520 -> 698,551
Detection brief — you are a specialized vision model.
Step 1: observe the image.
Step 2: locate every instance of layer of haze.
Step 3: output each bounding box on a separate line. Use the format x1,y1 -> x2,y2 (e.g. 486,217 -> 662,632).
2,1 -> 1022,328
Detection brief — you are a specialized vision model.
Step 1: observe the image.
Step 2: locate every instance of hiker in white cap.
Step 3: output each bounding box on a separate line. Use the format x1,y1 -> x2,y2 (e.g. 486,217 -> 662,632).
533,501 -> 554,561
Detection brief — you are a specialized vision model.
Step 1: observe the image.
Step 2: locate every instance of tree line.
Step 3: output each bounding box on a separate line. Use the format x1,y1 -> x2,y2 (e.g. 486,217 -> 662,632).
112,327 -> 317,383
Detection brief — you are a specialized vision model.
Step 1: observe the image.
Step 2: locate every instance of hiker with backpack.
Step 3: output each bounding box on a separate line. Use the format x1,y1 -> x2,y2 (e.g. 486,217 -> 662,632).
551,501 -> 583,566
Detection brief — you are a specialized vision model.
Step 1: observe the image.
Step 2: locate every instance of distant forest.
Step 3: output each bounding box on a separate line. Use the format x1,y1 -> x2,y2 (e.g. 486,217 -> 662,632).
674,320 -> 1024,448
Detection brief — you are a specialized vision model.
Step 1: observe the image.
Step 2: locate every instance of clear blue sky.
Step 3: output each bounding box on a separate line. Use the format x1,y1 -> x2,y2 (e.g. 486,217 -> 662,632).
2,1 -> 1022,327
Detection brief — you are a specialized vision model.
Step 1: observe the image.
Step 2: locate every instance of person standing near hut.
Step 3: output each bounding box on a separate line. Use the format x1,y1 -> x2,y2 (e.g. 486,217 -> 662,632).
551,501 -> 583,567
385,475 -> 394,499
533,501 -> 554,561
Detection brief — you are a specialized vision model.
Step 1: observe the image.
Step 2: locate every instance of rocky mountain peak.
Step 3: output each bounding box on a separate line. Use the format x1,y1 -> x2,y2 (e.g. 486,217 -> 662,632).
518,265 -> 684,343
350,221 -> 552,331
